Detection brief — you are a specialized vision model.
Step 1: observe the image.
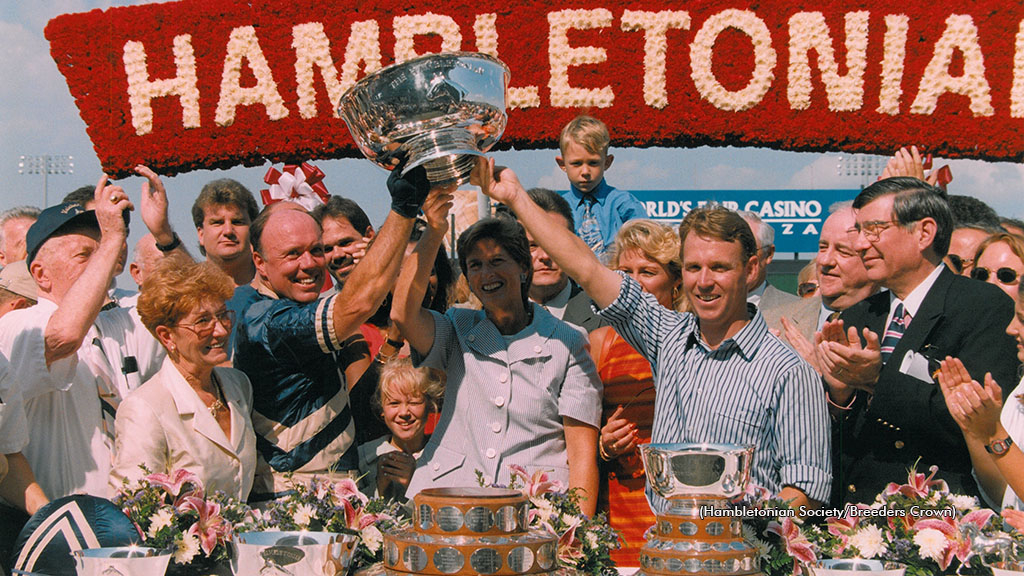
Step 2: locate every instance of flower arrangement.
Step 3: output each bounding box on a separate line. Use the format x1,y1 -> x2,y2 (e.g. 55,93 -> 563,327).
744,465 -> 1024,576
113,468 -> 257,574
481,465 -> 622,576
255,475 -> 410,571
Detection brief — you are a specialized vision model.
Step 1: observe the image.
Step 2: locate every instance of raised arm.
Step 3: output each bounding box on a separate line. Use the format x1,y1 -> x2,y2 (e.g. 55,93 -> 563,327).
42,176 -> 132,366
391,189 -> 453,356
331,167 -> 435,339
136,165 -> 191,261
472,157 -> 622,309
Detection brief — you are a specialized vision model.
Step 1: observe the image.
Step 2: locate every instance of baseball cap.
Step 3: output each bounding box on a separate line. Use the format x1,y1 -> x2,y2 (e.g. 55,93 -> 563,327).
25,202 -> 98,265
0,260 -> 37,300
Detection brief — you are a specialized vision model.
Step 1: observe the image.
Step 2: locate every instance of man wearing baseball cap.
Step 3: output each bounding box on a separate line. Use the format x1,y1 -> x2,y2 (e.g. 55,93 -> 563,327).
0,167 -> 179,513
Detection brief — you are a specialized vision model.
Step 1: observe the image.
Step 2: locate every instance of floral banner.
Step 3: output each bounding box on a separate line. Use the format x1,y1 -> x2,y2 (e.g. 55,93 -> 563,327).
46,0 -> 1024,178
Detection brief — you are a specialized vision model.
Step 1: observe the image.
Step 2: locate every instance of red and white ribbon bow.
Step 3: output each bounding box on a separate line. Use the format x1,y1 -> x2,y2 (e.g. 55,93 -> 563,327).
260,162 -> 330,210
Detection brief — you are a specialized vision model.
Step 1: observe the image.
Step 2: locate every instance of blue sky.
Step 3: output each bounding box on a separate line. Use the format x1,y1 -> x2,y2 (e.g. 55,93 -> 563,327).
2,0 -> 1022,278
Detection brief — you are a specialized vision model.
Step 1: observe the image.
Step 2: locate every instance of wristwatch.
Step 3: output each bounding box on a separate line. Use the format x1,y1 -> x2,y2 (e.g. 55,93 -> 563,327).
985,435 -> 1015,456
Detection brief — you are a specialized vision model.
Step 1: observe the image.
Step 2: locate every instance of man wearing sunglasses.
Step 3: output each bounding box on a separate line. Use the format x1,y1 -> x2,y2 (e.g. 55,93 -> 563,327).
945,223 -> 996,276
818,177 -> 1019,505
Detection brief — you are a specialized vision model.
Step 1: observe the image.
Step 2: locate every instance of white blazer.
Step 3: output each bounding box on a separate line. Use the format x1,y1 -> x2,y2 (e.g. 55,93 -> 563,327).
110,357 -> 256,500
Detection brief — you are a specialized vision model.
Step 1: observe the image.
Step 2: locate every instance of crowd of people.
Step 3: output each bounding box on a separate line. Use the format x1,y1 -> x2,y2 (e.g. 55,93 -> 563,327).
0,115 -> 1023,570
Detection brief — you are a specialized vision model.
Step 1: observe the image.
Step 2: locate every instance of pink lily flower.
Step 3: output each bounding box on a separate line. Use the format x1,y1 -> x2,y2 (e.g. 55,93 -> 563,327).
826,514 -> 860,554
509,464 -> 565,498
146,469 -> 203,498
181,496 -> 232,556
333,477 -> 368,505
915,508 -> 995,570
556,517 -> 585,565
883,465 -> 948,499
767,518 -> 817,575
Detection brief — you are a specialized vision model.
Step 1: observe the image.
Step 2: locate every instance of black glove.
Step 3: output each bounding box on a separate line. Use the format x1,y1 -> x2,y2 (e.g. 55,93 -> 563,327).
387,164 -> 431,219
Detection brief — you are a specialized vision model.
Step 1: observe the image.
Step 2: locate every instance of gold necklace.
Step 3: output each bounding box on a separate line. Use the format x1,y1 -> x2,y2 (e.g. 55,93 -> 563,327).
206,374 -> 226,416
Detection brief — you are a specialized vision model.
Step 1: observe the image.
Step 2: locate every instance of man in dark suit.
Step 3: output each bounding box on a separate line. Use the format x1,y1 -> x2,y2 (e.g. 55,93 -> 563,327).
509,188 -> 605,332
819,177 -> 1019,504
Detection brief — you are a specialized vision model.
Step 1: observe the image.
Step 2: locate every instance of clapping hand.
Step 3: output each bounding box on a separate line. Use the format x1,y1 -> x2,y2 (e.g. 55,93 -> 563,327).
377,451 -> 417,496
816,318 -> 882,393
936,356 -> 1003,440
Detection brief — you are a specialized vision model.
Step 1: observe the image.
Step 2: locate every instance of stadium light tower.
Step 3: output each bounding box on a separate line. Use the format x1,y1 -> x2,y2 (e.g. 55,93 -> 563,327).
18,154 -> 75,208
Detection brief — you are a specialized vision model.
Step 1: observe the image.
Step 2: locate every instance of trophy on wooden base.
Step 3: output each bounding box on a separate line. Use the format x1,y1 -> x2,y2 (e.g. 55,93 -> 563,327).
382,487 -> 566,576
637,443 -> 760,576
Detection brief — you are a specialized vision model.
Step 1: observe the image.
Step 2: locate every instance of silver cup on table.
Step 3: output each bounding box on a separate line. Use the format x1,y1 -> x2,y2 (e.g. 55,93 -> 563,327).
338,51 -> 510,188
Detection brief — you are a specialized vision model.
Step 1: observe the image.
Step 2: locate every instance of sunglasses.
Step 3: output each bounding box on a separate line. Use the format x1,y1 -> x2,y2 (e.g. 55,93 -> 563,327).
971,266 -> 1021,285
798,282 -> 818,297
947,253 -> 974,274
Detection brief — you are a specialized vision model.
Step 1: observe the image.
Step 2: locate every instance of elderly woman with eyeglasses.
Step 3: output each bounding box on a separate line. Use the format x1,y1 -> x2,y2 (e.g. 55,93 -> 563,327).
109,259 -> 256,500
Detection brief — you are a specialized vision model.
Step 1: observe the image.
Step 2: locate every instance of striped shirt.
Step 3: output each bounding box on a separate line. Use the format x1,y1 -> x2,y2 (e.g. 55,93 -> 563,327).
599,275 -> 831,509
233,286 -> 357,497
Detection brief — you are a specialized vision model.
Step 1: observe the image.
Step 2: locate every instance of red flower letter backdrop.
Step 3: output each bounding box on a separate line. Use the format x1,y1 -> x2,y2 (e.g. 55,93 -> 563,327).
46,0 -> 1024,178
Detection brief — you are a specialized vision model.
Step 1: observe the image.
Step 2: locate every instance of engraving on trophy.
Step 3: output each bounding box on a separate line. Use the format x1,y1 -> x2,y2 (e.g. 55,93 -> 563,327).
536,542 -> 555,569
436,506 -> 464,532
706,521 -> 724,536
696,541 -> 712,552
703,558 -> 722,572
433,547 -> 465,574
730,541 -> 748,551
418,504 -> 434,530
495,505 -> 518,532
683,558 -> 702,573
650,556 -> 665,571
714,541 -> 731,552
731,519 -> 742,536
659,520 -> 673,535
386,541 -> 399,566
507,546 -> 535,573
666,558 -> 684,572
402,545 -> 428,572
465,506 -> 494,533
258,546 -> 304,576
470,548 -> 502,574
679,521 -> 698,536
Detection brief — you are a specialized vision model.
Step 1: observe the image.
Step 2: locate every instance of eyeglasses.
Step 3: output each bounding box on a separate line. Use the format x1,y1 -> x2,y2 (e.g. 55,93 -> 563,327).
798,282 -> 818,297
971,266 -> 1021,285
854,220 -> 898,241
947,254 -> 975,274
176,309 -> 236,338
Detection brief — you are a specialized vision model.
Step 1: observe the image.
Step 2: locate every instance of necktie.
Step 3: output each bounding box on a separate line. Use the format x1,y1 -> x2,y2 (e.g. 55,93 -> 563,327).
880,302 -> 910,363
579,198 -> 605,259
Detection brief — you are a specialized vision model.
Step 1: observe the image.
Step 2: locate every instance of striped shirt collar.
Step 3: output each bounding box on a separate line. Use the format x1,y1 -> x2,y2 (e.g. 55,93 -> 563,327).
684,303 -> 765,360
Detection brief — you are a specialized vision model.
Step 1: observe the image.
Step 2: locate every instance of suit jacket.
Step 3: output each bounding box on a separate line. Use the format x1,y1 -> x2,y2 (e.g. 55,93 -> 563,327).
562,282 -> 608,333
834,267 -> 1020,504
758,283 -> 800,310
761,294 -> 821,346
110,358 -> 257,500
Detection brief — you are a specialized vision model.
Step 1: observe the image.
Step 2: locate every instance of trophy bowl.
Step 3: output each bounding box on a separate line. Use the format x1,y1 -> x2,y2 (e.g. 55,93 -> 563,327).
338,51 -> 510,188
809,559 -> 906,575
641,443 -> 754,499
230,531 -> 358,576
72,546 -> 172,576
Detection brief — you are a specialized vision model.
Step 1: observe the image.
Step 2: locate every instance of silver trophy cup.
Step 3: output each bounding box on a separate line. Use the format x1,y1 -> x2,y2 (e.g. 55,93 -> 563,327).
72,546 -> 172,576
338,52 -> 510,188
231,531 -> 358,576
641,443 -> 754,501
